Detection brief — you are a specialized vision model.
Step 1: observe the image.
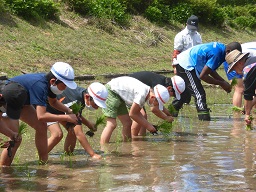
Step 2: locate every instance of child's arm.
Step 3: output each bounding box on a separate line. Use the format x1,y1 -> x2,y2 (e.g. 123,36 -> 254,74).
129,103 -> 156,133
150,105 -> 174,122
80,116 -> 97,132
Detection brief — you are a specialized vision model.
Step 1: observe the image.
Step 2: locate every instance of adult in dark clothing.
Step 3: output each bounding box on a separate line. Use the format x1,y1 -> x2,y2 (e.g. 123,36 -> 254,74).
129,71 -> 187,136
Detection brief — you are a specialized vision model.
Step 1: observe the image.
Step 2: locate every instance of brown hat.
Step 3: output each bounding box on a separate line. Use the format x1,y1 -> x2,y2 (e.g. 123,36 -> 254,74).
225,49 -> 250,73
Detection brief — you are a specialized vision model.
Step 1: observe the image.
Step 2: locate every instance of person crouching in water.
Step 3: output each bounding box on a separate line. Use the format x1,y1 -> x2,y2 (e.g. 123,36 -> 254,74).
46,82 -> 108,159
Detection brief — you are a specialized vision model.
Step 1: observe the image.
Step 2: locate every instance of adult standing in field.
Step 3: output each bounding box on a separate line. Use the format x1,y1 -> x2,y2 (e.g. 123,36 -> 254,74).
129,71 -> 187,136
173,42 -> 242,121
225,49 -> 255,127
47,82 -> 108,159
171,15 -> 202,116
172,15 -> 202,74
0,62 -> 78,166
100,76 -> 170,144
223,42 -> 256,108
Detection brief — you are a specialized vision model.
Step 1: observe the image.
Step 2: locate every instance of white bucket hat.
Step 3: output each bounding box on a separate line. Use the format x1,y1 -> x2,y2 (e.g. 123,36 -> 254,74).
50,62 -> 77,89
88,82 -> 108,108
171,75 -> 185,100
153,84 -> 170,110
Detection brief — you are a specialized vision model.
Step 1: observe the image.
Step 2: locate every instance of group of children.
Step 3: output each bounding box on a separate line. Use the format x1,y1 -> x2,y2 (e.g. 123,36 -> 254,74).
0,38 -> 255,166
0,61 -> 188,165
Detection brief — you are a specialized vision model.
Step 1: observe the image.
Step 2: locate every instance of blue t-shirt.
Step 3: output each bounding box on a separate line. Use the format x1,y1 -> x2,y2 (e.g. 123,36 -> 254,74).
9,73 -> 52,106
177,42 -> 226,78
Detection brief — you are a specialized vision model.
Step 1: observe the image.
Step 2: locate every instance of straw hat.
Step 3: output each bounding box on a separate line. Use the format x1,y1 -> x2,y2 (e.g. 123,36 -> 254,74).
225,49 -> 249,73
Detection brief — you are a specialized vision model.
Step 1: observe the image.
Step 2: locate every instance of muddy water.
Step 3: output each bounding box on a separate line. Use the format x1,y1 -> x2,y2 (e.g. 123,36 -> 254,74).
1,91 -> 256,191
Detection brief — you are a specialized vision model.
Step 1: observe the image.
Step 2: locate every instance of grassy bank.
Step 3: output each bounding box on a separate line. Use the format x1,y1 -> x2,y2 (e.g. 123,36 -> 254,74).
0,9 -> 255,79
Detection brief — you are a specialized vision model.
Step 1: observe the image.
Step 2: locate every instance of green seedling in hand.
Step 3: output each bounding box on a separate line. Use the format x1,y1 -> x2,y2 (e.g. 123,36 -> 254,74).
95,115 -> 106,128
246,116 -> 253,131
157,120 -> 173,137
231,78 -> 237,87
18,122 -> 27,136
70,102 -> 82,115
168,104 -> 177,115
232,106 -> 244,112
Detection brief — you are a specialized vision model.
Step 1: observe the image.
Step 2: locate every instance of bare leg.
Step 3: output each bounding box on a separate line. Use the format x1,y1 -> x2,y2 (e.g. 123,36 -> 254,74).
233,78 -> 244,107
100,117 -> 117,144
0,118 -> 20,166
47,123 -> 63,153
64,127 -> 77,153
118,114 -> 132,141
20,105 -> 48,164
131,108 -> 147,136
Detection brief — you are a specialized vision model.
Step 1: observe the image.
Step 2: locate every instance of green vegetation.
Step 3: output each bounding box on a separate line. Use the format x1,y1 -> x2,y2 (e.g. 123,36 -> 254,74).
0,0 -> 255,78
95,115 -> 106,128
70,102 -> 82,115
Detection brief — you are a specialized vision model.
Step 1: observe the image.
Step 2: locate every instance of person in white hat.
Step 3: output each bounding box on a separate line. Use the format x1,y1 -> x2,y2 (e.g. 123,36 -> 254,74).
46,82 -> 108,159
225,49 -> 255,127
0,62 -> 78,166
100,76 -> 170,144
129,71 -> 187,136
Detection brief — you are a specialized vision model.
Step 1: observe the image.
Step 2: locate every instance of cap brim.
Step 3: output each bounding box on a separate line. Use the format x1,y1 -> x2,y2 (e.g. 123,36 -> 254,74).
175,92 -> 181,100
187,24 -> 197,30
93,98 -> 107,108
63,81 -> 77,89
6,105 -> 22,120
156,97 -> 164,110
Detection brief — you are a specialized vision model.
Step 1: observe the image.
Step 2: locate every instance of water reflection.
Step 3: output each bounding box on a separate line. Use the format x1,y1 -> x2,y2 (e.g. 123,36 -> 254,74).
1,106 -> 256,191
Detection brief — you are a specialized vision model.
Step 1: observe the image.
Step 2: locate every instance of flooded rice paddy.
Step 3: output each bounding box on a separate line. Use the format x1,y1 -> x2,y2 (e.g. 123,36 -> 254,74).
1,88 -> 256,191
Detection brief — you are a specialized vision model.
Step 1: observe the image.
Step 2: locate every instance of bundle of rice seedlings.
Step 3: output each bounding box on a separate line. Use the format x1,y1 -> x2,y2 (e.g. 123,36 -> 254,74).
95,115 -> 106,128
232,106 -> 243,112
231,78 -> 237,87
70,102 -> 82,115
18,122 -> 27,136
167,104 -> 177,115
157,120 -> 173,137
246,116 -> 253,130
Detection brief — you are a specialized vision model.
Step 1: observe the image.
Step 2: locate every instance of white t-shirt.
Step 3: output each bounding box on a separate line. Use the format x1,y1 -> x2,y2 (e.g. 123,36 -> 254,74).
242,42 -> 256,56
173,26 -> 202,64
107,76 -> 150,107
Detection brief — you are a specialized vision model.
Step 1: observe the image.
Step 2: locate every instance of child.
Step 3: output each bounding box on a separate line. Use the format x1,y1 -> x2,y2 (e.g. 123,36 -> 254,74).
46,82 -> 108,159
100,76 -> 170,144
0,62 -> 78,166
129,71 -> 186,136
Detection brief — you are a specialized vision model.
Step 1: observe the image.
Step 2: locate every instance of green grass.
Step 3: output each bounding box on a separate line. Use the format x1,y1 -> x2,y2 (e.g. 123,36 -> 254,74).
0,8 -> 255,78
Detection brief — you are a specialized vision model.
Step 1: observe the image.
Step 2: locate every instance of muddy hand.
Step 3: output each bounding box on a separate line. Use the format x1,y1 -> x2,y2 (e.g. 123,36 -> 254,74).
7,140 -> 15,158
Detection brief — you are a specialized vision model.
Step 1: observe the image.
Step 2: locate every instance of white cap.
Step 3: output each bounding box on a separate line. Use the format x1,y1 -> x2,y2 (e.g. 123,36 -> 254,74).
171,75 -> 185,100
88,82 -> 108,108
153,84 -> 170,110
51,62 -> 77,89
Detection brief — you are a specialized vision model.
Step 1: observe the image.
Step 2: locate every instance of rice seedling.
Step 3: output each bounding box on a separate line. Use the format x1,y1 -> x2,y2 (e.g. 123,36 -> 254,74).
70,102 -> 83,115
18,122 -> 27,136
246,116 -> 253,131
231,78 -> 237,87
157,120 -> 173,137
167,104 -> 177,115
86,115 -> 106,137
232,106 -> 244,112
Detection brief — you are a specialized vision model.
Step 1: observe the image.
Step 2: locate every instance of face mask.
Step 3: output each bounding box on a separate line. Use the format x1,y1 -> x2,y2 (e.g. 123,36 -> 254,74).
188,30 -> 196,34
146,98 -> 154,107
85,100 -> 96,111
50,84 -> 63,95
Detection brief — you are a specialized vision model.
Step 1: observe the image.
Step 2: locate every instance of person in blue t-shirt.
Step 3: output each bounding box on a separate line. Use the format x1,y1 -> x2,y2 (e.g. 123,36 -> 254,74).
46,82 -> 108,159
0,62 -> 78,166
173,42 -> 241,121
